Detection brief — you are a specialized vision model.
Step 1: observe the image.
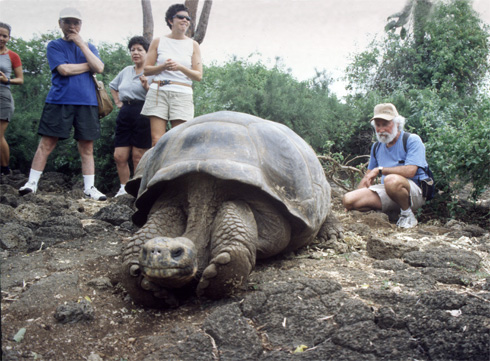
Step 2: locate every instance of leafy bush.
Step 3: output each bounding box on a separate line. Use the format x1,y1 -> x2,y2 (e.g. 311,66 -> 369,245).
194,57 -> 356,153
344,0 -> 490,212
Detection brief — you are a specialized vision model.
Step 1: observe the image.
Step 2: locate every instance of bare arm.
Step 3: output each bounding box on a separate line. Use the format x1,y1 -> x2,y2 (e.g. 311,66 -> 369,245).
165,40 -> 202,81
358,165 -> 418,189
0,65 -> 24,85
110,88 -> 122,109
12,65 -> 24,84
383,165 -> 418,178
143,38 -> 164,76
57,63 -> 91,76
178,40 -> 202,81
57,33 -> 104,76
144,38 -> 203,82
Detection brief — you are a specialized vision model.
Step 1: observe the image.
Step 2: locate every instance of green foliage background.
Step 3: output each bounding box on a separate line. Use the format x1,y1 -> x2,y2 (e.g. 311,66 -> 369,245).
5,0 -> 489,223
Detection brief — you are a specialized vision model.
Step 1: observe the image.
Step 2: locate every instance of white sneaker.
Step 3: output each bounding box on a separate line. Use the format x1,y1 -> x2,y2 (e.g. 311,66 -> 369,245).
115,187 -> 127,197
396,210 -> 418,228
84,186 -> 107,201
19,181 -> 38,195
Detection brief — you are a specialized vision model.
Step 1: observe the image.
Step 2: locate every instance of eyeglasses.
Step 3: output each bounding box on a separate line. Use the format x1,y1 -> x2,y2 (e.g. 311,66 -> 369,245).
62,19 -> 81,26
173,14 -> 191,21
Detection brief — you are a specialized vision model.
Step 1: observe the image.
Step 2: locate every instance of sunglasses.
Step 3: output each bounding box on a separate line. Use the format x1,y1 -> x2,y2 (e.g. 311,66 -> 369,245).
173,14 -> 191,21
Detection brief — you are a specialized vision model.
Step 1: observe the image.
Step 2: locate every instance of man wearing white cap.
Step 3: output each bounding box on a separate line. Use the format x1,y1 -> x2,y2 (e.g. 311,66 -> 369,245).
19,7 -> 107,200
342,103 -> 430,228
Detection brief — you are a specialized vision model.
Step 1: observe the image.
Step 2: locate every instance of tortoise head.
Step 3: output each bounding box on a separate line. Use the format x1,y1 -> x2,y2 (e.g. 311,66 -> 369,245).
139,237 -> 198,288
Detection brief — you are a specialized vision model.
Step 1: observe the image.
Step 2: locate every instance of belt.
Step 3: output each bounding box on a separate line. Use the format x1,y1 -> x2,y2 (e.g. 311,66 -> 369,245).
154,80 -> 192,105
122,100 -> 145,105
155,80 -> 192,88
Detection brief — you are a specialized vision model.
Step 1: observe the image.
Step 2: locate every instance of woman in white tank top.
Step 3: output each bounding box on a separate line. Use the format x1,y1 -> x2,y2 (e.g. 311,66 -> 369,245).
141,3 -> 203,146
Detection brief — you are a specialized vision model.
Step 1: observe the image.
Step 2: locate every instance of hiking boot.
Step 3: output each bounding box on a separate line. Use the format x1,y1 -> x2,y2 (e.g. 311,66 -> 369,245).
396,210 -> 418,228
84,186 -> 107,201
19,181 -> 38,195
115,187 -> 127,197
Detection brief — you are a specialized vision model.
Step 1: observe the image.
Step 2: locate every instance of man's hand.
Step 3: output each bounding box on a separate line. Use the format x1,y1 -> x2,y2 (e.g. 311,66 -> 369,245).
66,32 -> 85,47
358,168 -> 379,189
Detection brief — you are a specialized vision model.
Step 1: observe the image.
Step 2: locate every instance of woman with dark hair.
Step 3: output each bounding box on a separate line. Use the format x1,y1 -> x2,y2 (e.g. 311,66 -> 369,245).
0,22 -> 24,175
109,36 -> 152,197
141,3 -> 203,146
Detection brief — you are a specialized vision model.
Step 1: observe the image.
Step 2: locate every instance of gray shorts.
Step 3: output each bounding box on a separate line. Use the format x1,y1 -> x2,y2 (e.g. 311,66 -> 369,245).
0,87 -> 14,121
369,179 -> 425,213
141,88 -> 194,121
38,103 -> 100,141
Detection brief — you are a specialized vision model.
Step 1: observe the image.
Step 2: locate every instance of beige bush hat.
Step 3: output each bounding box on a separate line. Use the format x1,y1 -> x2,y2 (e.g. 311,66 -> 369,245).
59,7 -> 82,21
371,103 -> 399,121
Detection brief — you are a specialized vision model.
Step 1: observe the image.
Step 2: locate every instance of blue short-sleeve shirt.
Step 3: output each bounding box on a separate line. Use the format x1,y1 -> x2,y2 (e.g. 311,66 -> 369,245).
45,38 -> 101,106
368,131 -> 428,184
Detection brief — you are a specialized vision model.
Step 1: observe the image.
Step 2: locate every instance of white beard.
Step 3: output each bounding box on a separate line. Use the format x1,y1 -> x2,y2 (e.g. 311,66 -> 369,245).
376,126 -> 398,144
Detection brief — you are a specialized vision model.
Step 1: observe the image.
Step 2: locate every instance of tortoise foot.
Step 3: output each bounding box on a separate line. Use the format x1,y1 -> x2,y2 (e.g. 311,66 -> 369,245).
197,249 -> 252,299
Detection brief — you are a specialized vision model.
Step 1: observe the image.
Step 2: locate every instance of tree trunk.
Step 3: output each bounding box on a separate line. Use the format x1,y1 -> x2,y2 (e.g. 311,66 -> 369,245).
194,0 -> 213,44
142,0 -> 154,42
142,0 -> 212,43
185,0 -> 199,38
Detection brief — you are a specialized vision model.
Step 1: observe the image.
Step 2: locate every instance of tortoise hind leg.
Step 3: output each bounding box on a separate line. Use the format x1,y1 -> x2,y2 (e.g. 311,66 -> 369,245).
316,212 -> 346,253
197,200 -> 258,299
120,204 -> 186,307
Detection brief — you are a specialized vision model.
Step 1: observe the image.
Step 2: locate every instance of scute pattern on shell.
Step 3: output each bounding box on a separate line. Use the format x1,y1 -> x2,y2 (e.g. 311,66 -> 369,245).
127,111 -> 331,246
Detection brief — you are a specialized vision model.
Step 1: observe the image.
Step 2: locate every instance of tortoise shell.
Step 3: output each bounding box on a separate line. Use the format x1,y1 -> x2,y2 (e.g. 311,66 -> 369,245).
127,111 -> 330,243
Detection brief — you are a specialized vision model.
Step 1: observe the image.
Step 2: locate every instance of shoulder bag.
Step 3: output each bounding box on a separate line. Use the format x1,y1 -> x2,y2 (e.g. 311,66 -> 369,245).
92,74 -> 114,118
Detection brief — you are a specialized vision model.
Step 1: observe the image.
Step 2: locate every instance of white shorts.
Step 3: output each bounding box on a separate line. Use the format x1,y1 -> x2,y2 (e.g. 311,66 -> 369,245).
141,88 -> 194,121
369,179 -> 425,213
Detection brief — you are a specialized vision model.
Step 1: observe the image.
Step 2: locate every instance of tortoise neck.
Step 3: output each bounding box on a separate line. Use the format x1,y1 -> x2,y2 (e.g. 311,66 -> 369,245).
183,174 -> 222,269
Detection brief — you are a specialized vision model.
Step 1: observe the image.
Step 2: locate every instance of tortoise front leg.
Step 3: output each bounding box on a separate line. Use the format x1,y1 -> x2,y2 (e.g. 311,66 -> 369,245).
121,204 -> 186,307
196,200 -> 258,299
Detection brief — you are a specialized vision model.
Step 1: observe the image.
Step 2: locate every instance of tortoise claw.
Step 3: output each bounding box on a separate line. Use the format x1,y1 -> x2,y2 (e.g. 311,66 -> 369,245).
129,264 -> 141,277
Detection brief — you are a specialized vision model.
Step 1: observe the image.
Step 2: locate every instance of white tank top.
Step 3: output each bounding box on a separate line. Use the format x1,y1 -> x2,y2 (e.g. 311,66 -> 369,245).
150,36 -> 194,94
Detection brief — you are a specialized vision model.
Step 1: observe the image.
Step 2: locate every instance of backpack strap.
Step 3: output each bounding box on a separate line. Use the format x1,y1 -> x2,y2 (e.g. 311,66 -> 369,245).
402,131 -> 410,152
372,141 -> 381,161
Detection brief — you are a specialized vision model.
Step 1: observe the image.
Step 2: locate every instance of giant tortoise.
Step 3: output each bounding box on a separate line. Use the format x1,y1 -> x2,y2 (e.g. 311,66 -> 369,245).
121,111 -> 341,307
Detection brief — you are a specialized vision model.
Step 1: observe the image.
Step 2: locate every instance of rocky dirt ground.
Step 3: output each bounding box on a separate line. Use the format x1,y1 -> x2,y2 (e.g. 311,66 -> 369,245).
1,171 -> 489,361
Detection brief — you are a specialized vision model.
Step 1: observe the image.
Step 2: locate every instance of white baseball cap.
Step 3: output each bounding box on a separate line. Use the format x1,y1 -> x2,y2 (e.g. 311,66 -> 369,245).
59,7 -> 82,21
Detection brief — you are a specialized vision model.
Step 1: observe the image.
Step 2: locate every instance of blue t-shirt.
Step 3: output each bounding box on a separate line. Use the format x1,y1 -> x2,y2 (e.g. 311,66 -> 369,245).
45,38 -> 101,106
368,131 -> 429,184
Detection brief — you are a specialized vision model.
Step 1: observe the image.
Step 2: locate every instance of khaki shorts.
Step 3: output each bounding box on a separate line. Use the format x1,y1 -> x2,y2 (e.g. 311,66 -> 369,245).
141,88 -> 194,121
369,179 -> 425,213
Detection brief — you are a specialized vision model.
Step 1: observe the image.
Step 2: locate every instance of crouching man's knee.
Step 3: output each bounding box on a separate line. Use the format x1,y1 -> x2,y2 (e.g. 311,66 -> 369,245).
342,192 -> 356,211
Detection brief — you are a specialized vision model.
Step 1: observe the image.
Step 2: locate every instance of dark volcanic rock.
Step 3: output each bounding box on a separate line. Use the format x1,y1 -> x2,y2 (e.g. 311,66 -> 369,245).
403,247 -> 481,272
0,223 -> 34,250
8,272 -> 80,317
203,304 -> 263,360
1,171 -> 489,361
367,237 -> 419,260
54,299 -> 95,324
93,203 -> 134,226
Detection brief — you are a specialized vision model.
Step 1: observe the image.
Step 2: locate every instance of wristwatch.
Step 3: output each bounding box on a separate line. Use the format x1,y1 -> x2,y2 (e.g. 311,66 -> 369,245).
6,78 -> 10,85
378,167 -> 383,177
